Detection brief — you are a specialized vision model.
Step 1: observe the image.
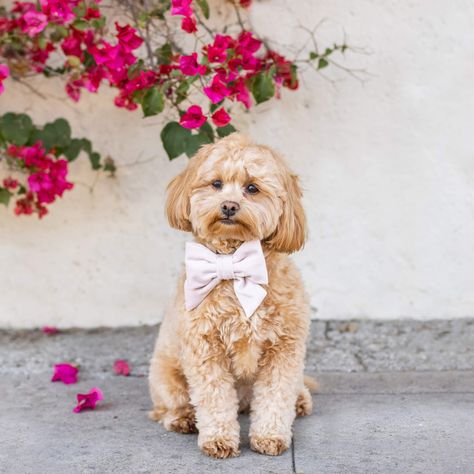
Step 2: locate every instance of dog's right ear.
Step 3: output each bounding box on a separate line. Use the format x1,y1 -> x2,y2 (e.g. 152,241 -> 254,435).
166,167 -> 192,231
166,144 -> 212,232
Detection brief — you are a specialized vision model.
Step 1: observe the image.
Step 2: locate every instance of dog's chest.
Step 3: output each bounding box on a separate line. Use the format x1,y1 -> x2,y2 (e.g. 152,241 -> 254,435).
210,282 -> 276,381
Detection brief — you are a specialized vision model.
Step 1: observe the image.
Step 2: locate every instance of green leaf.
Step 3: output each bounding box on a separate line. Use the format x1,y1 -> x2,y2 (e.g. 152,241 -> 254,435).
83,51 -> 96,69
103,156 -> 116,174
37,37 -> 48,50
160,122 -> 192,160
309,51 -> 318,60
91,16 -> 106,30
156,43 -> 172,65
196,0 -> 210,19
0,187 -> 12,207
80,138 -> 92,153
67,55 -> 81,68
88,152 -> 101,170
0,113 -> 33,146
73,3 -> 87,18
72,19 -> 89,31
176,80 -> 192,105
32,118 -> 71,150
216,124 -> 236,138
209,100 -> 224,113
50,25 -> 68,41
63,138 -> 83,161
141,88 -> 164,117
185,124 -> 214,157
199,122 -> 214,142
318,58 -> 329,69
185,134 -> 211,157
250,72 -> 275,104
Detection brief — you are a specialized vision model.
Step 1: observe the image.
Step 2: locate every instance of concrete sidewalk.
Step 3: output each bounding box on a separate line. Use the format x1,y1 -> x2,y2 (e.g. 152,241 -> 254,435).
1,320 -> 473,474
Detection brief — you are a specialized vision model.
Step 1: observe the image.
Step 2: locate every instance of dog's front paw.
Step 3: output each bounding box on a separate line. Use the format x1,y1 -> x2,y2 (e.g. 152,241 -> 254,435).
250,434 -> 290,456
200,436 -> 240,459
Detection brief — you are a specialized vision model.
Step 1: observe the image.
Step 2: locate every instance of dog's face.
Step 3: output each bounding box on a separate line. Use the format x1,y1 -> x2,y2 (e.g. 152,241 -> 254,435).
166,134 -> 306,253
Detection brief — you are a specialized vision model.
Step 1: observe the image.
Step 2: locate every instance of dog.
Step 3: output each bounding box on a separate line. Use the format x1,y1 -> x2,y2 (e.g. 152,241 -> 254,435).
149,133 -> 313,458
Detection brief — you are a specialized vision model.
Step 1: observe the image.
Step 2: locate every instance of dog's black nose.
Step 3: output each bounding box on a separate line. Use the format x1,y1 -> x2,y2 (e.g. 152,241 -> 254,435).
221,201 -> 240,218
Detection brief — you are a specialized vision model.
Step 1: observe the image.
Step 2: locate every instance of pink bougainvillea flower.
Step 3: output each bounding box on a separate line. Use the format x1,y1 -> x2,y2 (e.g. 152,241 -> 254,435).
231,79 -> 252,109
181,16 -> 197,34
113,359 -> 131,376
40,0 -> 75,24
42,326 -> 58,335
207,45 -> 227,63
214,34 -> 234,50
239,0 -> 252,7
73,387 -> 103,413
84,7 -> 101,20
114,91 -> 138,110
240,52 -> 261,72
29,41 -> 55,72
14,197 -> 34,216
180,105 -> 207,129
215,67 -> 238,84
66,81 -> 81,102
61,31 -> 83,58
37,204 -> 48,218
179,53 -> 205,76
171,0 -> 192,17
20,10 -> 48,37
205,35 -> 233,63
123,70 -> 157,94
28,172 -> 53,192
211,108 -> 231,127
237,31 -> 262,54
2,177 -> 18,190
0,64 -> 9,95
51,363 -> 78,384
266,51 -> 299,90
115,23 -> 143,52
204,76 -> 231,104
12,2 -> 37,15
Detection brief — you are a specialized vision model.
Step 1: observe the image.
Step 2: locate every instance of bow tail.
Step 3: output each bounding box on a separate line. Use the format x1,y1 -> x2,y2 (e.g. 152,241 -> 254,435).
184,277 -> 220,311
234,278 -> 267,317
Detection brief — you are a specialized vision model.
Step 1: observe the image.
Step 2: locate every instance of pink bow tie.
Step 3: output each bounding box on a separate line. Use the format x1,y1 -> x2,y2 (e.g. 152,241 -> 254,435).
184,240 -> 268,317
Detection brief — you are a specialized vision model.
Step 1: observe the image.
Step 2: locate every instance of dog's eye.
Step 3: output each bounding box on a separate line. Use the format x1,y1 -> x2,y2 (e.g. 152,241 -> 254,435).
246,184 -> 259,194
211,180 -> 223,190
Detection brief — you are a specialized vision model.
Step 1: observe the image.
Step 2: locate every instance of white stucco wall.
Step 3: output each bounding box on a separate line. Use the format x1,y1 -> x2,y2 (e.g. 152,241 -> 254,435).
1,0 -> 474,328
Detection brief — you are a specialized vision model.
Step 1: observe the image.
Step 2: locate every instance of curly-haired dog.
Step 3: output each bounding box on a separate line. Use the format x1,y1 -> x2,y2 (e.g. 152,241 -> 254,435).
149,133 -> 313,458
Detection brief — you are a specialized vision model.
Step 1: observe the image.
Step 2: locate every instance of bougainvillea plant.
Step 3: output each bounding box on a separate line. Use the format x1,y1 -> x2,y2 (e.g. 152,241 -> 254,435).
0,112 -> 112,217
0,0 -> 351,217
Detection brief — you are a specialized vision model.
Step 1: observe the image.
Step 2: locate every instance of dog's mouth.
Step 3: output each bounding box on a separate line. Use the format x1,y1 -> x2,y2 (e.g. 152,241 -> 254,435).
219,218 -> 237,225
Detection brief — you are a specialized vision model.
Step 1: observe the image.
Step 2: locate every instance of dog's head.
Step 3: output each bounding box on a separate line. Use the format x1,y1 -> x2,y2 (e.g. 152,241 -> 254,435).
166,133 -> 306,253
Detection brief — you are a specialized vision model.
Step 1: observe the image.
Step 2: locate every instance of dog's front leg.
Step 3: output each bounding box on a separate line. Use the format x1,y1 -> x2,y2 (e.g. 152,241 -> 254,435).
249,338 -> 305,456
182,330 -> 240,459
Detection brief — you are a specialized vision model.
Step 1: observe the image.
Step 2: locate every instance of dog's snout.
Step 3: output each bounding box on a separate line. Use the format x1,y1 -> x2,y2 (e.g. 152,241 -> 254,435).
221,201 -> 240,217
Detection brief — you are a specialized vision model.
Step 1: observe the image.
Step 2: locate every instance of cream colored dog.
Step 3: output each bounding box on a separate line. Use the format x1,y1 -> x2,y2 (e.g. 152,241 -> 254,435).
149,133 -> 313,458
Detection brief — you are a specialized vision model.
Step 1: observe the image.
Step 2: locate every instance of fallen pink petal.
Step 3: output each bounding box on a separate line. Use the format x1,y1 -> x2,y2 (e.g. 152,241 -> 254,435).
114,359 -> 131,376
51,363 -> 78,384
42,326 -> 58,335
73,387 -> 103,413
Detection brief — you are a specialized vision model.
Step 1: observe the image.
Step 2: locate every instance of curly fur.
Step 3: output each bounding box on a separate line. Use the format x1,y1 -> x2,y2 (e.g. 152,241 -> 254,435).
149,133 -> 313,458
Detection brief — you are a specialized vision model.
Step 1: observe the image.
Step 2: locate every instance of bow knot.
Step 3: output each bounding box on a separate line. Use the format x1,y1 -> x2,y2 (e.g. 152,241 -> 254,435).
216,254 -> 235,280
184,240 -> 268,317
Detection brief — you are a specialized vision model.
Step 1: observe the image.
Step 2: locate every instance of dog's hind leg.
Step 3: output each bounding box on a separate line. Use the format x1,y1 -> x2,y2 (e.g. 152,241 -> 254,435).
149,350 -> 197,434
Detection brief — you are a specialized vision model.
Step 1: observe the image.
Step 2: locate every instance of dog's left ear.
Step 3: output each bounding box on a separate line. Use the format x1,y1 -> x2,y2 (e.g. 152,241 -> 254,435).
267,171 -> 307,253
